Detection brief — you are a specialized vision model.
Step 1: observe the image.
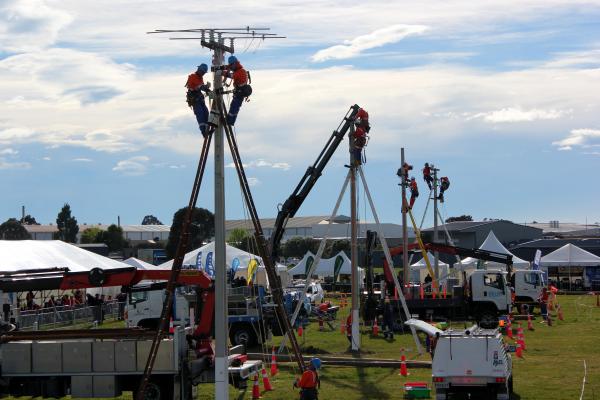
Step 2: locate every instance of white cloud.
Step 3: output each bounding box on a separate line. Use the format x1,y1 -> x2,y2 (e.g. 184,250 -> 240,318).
72,158 -> 93,162
247,177 -> 260,187
226,159 -> 291,171
0,158 -> 30,170
545,49 -> 600,68
469,107 -> 567,123
0,148 -> 18,155
312,25 -> 428,62
0,0 -> 73,53
112,156 -> 150,176
552,129 -> 600,151
42,156 -> 51,161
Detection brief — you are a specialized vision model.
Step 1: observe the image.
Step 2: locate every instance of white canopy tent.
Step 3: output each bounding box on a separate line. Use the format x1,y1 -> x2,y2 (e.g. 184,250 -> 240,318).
0,240 -> 129,272
158,242 -> 289,287
122,257 -> 160,270
459,231 -> 530,270
410,252 -> 449,284
287,251 -> 364,284
540,244 -> 600,267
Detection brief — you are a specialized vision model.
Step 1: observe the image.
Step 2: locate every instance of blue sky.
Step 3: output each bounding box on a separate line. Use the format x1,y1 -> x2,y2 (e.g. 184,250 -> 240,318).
1,0 -> 600,227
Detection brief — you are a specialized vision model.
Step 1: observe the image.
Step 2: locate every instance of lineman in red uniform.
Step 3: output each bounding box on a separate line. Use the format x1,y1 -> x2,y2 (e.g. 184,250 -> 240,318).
422,163 -> 433,190
294,358 -> 321,400
409,177 -> 419,209
185,63 -> 212,137
223,55 -> 252,126
351,108 -> 370,165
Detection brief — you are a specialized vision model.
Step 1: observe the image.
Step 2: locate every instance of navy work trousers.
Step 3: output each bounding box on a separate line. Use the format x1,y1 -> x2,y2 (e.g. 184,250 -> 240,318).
193,100 -> 208,136
227,94 -> 244,126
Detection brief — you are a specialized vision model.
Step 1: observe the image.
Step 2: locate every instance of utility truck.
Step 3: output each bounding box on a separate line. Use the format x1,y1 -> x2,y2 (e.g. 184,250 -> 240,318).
406,319 -> 514,400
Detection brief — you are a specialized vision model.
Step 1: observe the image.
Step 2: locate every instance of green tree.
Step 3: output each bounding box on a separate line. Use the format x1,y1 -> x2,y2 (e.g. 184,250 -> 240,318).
166,207 -> 215,258
80,227 -> 104,244
445,215 -> 473,223
0,218 -> 31,240
325,239 -> 350,258
141,215 -> 163,225
101,224 -> 127,251
21,214 -> 40,225
227,228 -> 253,252
282,236 -> 319,258
55,203 -> 79,243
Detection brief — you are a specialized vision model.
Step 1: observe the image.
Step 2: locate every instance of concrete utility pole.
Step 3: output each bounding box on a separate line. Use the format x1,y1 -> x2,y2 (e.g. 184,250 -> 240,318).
432,164 -> 440,281
212,38 -> 228,400
401,148 -> 409,290
349,125 -> 360,351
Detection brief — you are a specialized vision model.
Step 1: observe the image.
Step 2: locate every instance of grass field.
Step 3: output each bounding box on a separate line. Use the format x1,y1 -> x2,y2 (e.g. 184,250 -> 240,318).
7,294 -> 599,399
199,293 -> 600,400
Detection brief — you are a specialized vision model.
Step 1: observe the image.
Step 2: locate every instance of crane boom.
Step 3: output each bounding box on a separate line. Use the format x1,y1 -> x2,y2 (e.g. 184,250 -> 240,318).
268,104 -> 361,260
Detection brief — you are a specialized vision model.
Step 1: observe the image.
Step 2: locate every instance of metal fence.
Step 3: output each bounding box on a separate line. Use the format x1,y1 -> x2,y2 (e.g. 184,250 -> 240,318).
16,301 -> 125,330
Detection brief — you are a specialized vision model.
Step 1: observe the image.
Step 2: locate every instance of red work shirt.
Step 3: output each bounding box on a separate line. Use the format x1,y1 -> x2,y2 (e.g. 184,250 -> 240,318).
356,108 -> 369,122
410,180 -> 418,191
186,73 -> 204,90
226,62 -> 248,87
423,166 -> 431,176
298,369 -> 319,389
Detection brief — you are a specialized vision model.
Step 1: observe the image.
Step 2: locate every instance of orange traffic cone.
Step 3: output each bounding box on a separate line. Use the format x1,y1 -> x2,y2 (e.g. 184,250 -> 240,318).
399,348 -> 409,376
169,317 -> 174,334
419,286 -> 424,300
270,347 -> 278,376
515,341 -> 523,359
527,313 -> 534,331
251,373 -> 261,399
557,304 -> 564,321
373,319 -> 379,336
517,323 -> 526,351
297,324 -> 303,337
506,319 -> 513,340
261,368 -> 273,391
442,285 -> 447,299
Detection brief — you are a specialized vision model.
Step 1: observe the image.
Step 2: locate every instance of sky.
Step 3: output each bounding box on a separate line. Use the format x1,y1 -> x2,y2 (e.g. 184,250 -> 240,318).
1,0 -> 600,228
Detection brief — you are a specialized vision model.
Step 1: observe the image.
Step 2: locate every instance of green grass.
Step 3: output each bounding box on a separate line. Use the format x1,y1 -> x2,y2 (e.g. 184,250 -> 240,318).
200,294 -> 600,399
7,295 -> 600,399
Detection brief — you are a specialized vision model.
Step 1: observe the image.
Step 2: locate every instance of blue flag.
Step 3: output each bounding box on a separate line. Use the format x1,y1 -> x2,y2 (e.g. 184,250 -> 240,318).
205,252 -> 214,277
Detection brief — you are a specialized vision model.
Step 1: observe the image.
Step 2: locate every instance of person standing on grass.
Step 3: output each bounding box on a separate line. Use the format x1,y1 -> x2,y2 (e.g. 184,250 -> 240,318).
382,297 -> 395,340
538,287 -> 549,322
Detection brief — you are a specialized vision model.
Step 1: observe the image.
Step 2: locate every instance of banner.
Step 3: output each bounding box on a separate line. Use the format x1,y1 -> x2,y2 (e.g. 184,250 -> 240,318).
195,251 -> 203,270
333,255 -> 344,282
305,256 -> 314,277
231,257 -> 240,273
532,250 -> 542,270
247,259 -> 259,285
205,252 -> 214,278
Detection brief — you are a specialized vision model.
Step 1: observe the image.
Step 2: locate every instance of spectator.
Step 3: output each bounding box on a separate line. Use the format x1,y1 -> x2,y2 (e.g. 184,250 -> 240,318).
538,287 -> 549,323
26,291 -> 34,310
116,292 -> 127,320
382,297 -> 395,340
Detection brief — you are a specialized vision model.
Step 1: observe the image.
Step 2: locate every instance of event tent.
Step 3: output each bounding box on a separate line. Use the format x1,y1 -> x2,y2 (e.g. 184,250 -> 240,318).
158,242 -> 289,287
287,251 -> 364,283
540,244 -> 600,267
122,257 -> 160,270
0,240 -> 129,272
410,252 -> 449,284
460,231 -> 530,270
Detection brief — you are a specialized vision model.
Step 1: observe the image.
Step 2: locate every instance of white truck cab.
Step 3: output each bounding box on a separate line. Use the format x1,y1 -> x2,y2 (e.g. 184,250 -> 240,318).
512,270 -> 545,310
468,270 -> 512,325
126,283 -> 190,329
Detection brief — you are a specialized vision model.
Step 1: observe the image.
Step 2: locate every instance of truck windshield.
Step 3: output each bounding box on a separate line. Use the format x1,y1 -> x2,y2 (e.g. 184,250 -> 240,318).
484,273 -> 505,293
524,272 -> 541,286
130,291 -> 148,304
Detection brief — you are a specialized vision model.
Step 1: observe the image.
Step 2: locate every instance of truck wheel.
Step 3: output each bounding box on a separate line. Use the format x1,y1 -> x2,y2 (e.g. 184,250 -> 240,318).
139,382 -> 161,400
230,324 -> 257,347
478,312 -> 499,329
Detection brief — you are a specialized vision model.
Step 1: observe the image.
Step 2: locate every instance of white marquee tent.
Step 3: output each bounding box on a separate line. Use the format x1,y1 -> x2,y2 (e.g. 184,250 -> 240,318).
540,244 -> 600,267
287,251 -> 364,283
158,242 -> 289,287
0,240 -> 129,272
460,231 -> 530,270
122,257 -> 160,270
410,252 -> 449,284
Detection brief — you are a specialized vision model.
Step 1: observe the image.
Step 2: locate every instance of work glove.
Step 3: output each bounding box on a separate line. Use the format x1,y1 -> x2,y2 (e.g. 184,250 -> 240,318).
207,91 -> 215,101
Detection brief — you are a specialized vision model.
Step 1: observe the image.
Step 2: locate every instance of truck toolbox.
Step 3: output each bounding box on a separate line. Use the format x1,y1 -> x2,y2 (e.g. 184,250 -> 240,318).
114,341 -> 136,372
2,341 -> 32,374
136,339 -> 175,371
63,341 -> 92,373
32,342 -> 62,374
92,341 -> 115,372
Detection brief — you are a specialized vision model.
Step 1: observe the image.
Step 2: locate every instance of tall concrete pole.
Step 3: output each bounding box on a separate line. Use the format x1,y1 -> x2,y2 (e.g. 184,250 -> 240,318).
432,164 -> 439,282
350,126 -> 360,351
401,149 -> 409,291
212,41 -> 228,400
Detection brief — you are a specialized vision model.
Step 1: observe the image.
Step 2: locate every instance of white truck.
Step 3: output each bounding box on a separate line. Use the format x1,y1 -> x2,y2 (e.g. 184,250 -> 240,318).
510,269 -> 545,312
407,319 -> 514,400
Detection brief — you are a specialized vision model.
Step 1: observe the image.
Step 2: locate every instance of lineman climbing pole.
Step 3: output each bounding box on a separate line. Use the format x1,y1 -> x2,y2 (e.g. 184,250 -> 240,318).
142,28 -> 293,400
